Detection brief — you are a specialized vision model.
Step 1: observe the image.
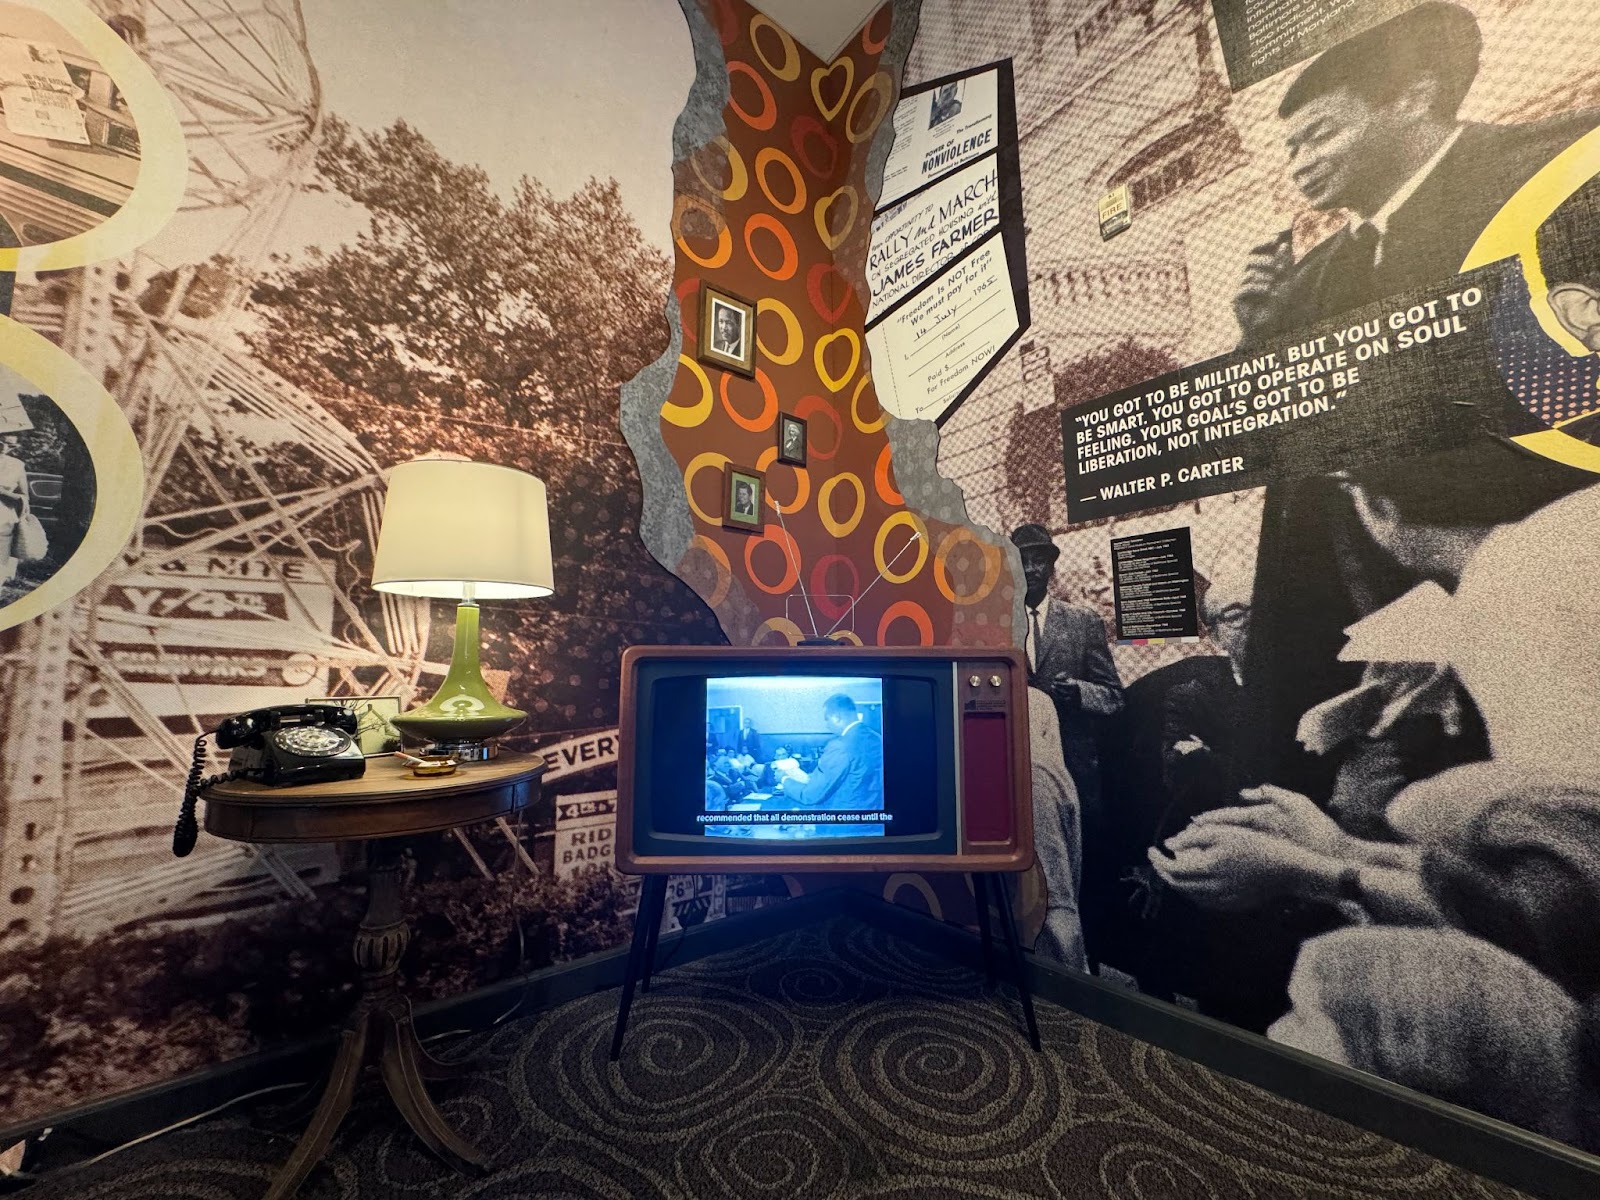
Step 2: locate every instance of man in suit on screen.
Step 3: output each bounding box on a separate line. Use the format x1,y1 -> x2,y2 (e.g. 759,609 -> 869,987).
802,694 -> 883,813
1234,2 -> 1599,344
737,716 -> 762,760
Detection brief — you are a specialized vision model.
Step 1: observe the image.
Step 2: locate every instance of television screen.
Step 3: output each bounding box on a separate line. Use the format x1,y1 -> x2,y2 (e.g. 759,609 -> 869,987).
702,675 -> 886,840
617,646 -> 1033,874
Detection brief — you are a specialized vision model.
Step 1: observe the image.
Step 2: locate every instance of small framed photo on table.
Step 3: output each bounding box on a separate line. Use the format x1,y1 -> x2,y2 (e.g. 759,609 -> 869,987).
699,284 -> 756,376
777,412 -> 807,466
722,464 -> 766,533
308,696 -> 402,756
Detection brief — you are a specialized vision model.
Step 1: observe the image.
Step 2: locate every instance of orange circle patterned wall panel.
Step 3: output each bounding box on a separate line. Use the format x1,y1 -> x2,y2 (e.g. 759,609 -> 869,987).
655,0 -> 1015,649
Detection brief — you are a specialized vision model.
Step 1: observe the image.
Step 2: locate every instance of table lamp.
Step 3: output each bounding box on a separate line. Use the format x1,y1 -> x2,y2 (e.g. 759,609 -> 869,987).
371,458 -> 553,760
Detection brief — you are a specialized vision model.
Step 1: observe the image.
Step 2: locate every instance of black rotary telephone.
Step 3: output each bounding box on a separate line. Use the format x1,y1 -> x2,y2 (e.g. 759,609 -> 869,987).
173,705 -> 367,857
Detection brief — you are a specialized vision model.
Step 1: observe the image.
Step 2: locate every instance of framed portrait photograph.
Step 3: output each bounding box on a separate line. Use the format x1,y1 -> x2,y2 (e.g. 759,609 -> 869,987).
777,413 -> 807,467
309,695 -> 402,756
722,464 -> 765,533
699,284 -> 756,376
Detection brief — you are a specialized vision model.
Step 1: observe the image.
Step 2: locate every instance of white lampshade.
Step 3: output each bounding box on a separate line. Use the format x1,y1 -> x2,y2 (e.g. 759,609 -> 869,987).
371,458 -> 554,600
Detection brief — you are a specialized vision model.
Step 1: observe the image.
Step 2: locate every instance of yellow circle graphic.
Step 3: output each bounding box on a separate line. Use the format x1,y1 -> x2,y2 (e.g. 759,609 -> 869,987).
755,446 -> 810,514
754,147 -> 807,214
0,1 -> 187,271
851,372 -> 885,432
817,472 -> 865,538
673,195 -> 732,269
685,533 -> 733,609
811,58 -> 854,122
814,328 -> 860,393
846,71 -> 894,145
691,135 -> 748,203
874,511 -> 929,584
934,527 -> 1003,605
1462,127 -> 1600,475
0,315 -> 142,632
683,450 -> 732,524
755,296 -> 803,366
749,15 -> 800,82
813,184 -> 859,251
663,354 -> 714,427
752,616 -> 806,645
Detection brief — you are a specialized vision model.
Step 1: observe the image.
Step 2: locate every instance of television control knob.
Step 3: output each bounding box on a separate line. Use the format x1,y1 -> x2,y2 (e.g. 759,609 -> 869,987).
989,675 -> 1003,687
968,675 -> 981,687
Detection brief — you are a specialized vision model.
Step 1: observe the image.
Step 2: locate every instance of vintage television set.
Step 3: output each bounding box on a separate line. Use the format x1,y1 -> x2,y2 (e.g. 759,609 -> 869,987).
616,645 -> 1033,874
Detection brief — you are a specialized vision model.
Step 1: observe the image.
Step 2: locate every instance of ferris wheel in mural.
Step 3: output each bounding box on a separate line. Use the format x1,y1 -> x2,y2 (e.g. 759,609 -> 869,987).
0,0 -> 424,940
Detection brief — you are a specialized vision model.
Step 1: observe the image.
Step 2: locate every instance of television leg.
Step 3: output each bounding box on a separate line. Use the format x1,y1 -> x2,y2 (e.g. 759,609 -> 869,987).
971,873 -> 998,991
641,877 -> 666,994
610,874 -> 667,1061
988,872 -> 1042,1052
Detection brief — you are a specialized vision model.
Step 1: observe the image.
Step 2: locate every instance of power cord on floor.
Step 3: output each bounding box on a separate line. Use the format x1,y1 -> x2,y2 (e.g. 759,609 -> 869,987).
652,921 -> 690,977
421,915 -> 535,1046
61,1080 -> 310,1173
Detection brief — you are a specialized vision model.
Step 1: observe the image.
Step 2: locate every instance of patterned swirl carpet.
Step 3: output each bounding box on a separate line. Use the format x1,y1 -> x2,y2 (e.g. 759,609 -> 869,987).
23,915 -> 1526,1199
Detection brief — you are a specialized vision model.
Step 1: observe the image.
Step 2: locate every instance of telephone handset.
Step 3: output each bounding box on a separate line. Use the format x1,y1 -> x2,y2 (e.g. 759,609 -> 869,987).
173,705 -> 367,857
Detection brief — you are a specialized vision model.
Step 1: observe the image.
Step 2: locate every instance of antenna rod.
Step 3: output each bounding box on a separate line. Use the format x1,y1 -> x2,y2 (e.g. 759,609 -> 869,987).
822,530 -> 923,638
771,500 -> 820,639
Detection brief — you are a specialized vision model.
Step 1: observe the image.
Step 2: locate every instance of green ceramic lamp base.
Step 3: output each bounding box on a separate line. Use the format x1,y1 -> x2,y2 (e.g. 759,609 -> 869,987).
393,600 -> 525,755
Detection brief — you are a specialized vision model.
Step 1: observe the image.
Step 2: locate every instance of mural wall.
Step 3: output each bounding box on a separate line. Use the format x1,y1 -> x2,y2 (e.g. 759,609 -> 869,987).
898,0 -> 1600,1157
8,0 -> 1600,1159
0,0 -> 734,1129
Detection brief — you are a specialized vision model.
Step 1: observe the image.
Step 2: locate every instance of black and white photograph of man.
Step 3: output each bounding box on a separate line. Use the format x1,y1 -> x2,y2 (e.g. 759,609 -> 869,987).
701,677 -> 885,840
1233,1 -> 1600,344
928,81 -> 961,129
711,300 -> 743,358
778,412 -> 806,465
1010,523 -> 1125,816
1009,522 -> 1126,966
722,464 -> 764,531
0,389 -> 94,612
698,285 -> 756,375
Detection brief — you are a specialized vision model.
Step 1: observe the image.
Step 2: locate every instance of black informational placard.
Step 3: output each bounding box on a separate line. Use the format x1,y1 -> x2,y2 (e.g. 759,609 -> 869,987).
1110,527 -> 1198,643
1060,261 -> 1536,523
1210,0 -> 1419,91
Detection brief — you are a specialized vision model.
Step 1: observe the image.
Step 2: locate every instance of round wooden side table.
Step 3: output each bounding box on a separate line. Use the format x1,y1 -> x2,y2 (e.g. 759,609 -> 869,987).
202,752 -> 546,1200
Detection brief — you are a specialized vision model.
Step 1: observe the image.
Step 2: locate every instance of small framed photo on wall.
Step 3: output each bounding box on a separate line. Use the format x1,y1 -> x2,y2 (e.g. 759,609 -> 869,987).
777,412 -> 807,466
722,463 -> 766,533
699,284 -> 756,376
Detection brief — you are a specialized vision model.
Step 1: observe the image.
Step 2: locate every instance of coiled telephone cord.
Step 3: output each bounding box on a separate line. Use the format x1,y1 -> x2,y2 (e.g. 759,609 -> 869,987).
172,735 -> 257,857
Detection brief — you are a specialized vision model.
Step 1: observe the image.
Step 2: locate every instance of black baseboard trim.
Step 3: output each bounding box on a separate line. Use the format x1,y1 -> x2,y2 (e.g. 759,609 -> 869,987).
840,890 -> 1600,1200
2,887 -> 846,1165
